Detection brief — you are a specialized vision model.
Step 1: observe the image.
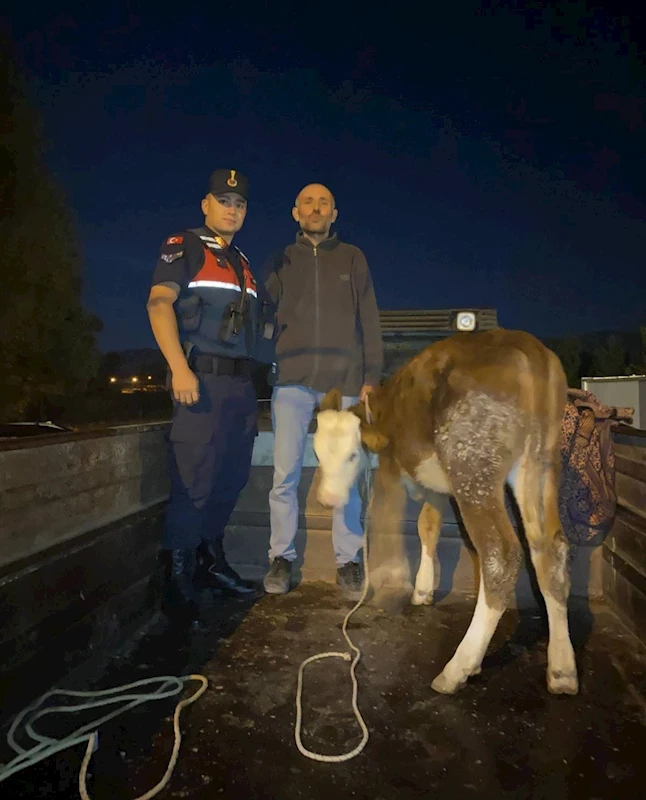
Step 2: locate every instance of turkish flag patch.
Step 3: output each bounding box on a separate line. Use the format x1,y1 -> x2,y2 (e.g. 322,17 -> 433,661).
166,235 -> 184,245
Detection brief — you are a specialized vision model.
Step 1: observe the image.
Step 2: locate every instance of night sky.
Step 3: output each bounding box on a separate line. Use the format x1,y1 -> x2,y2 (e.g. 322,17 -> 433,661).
8,3 -> 646,352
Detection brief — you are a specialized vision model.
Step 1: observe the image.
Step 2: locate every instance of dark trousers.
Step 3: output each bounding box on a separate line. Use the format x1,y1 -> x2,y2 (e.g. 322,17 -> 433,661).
163,372 -> 258,551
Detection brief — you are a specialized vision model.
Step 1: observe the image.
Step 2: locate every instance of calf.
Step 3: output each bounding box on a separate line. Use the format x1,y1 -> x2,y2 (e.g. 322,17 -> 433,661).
313,328 -> 578,696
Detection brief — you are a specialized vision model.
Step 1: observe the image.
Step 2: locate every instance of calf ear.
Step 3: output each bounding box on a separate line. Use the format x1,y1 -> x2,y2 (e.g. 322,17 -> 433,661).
361,426 -> 389,452
319,388 -> 342,412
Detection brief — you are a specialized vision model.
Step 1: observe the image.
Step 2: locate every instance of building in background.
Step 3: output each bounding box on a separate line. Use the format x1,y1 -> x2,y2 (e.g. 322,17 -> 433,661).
581,375 -> 645,430
379,308 -> 499,378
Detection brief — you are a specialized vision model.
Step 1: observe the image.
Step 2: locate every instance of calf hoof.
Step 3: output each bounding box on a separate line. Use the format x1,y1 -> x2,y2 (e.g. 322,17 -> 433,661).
431,670 -> 467,695
547,670 -> 579,695
371,562 -> 411,591
411,589 -> 434,606
373,587 -> 411,615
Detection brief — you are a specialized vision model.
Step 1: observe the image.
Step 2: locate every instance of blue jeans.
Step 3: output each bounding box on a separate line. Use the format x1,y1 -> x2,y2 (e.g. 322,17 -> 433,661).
268,385 -> 364,567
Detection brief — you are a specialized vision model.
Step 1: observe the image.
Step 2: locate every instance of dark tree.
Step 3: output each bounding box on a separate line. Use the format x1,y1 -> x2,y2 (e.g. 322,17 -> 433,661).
551,335 -> 582,387
591,334 -> 628,378
0,33 -> 102,420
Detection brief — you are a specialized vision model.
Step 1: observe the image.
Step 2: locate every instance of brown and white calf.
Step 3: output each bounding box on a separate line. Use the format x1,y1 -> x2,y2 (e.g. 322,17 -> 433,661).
313,328 -> 578,696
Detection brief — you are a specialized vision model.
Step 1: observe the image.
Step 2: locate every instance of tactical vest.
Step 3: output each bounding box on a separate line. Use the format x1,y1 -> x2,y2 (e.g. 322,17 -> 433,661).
176,228 -> 259,359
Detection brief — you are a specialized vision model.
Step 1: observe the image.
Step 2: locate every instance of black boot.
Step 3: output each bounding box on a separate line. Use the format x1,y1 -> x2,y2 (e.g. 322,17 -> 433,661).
196,540 -> 257,596
163,549 -> 202,626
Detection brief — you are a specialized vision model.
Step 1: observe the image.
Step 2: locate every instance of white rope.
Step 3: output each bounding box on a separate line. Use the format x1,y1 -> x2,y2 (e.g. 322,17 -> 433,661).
364,393 -> 373,425
79,675 -> 208,800
294,417 -> 374,763
0,674 -> 208,800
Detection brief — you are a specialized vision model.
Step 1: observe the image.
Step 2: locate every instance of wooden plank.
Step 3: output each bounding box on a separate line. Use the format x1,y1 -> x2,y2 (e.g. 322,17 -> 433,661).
602,553 -> 646,646
613,424 -> 646,441
0,505 -> 164,648
615,504 -> 646,538
615,455 -> 646,482
606,515 -> 646,581
614,442 -> 646,466
603,547 -> 646,598
616,472 -> 646,520
601,552 -> 615,597
0,421 -> 170,453
0,575 -> 160,721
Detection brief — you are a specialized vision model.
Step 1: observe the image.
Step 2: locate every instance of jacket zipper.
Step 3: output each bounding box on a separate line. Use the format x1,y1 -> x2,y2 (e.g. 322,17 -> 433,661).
310,245 -> 320,387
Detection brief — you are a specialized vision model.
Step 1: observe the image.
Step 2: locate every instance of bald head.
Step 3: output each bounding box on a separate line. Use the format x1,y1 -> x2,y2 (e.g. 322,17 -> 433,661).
295,183 -> 336,209
293,183 -> 338,240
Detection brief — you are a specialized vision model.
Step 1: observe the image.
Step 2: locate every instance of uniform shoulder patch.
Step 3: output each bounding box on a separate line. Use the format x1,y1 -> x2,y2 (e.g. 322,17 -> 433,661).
166,235 -> 184,245
161,251 -> 184,263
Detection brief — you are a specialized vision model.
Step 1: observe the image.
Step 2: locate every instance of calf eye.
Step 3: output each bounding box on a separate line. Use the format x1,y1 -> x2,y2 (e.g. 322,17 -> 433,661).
348,452 -> 358,462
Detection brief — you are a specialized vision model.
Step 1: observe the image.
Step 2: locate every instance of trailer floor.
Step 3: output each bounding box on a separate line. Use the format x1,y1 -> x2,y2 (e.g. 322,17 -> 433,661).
3,583 -> 646,799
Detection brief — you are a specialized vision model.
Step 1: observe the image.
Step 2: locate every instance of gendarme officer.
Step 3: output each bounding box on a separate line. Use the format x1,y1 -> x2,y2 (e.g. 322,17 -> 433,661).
146,168 -> 272,625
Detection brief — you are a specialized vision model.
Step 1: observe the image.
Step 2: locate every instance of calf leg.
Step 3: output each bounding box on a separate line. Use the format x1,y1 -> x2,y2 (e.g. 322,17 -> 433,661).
367,463 -> 412,597
432,496 -> 521,694
513,456 -> 578,695
412,500 -> 443,606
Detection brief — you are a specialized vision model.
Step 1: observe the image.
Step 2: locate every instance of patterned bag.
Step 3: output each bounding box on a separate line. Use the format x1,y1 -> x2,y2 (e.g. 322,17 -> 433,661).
559,388 -> 633,553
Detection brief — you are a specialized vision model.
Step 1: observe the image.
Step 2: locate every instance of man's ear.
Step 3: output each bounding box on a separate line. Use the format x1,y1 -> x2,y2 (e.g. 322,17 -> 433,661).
319,388 -> 342,412
361,426 -> 389,453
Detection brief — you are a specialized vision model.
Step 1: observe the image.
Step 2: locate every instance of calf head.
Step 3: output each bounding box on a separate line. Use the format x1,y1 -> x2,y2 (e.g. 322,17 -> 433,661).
313,388 -> 389,508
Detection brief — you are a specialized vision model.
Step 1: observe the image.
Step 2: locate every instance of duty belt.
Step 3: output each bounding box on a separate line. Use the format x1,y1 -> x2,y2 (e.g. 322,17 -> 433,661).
190,353 -> 254,377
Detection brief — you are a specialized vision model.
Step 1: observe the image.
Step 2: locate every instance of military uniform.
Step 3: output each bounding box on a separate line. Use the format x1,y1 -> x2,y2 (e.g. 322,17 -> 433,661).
150,169 -> 273,622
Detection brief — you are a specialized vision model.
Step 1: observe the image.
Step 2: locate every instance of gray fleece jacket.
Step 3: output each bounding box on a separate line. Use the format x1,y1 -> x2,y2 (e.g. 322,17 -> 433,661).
264,231 -> 383,397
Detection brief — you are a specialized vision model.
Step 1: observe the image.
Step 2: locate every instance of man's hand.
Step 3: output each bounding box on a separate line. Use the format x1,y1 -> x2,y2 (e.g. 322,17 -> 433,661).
147,285 -> 200,405
172,366 -> 200,405
359,384 -> 374,403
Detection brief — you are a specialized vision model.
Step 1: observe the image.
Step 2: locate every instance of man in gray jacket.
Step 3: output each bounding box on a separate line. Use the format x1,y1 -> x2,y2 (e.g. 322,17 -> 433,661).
262,183 -> 383,599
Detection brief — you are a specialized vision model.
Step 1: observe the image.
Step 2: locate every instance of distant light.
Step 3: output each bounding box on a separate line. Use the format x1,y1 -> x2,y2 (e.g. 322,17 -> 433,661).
131,376 -> 139,383
109,377 -> 117,383
456,312 -> 476,332
147,375 -> 152,380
